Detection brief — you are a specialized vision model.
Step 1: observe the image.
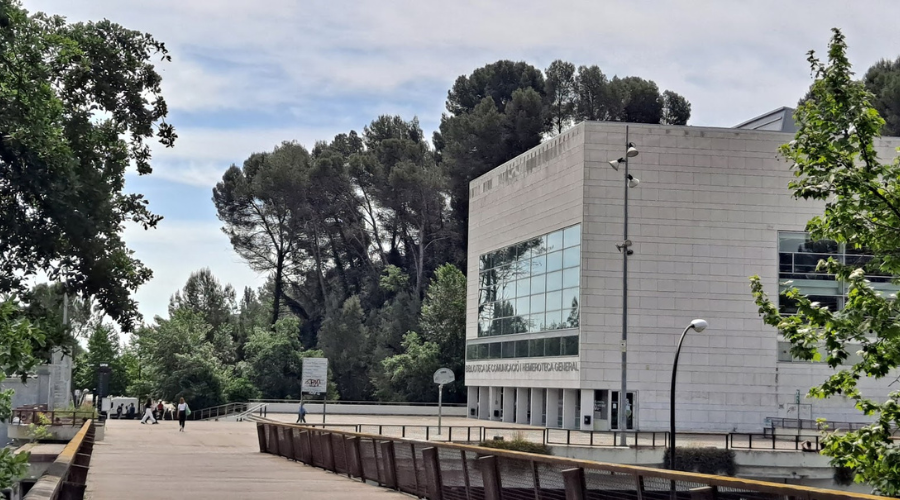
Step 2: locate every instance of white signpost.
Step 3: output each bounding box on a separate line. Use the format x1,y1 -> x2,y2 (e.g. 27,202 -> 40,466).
302,358 -> 329,423
433,368 -> 455,435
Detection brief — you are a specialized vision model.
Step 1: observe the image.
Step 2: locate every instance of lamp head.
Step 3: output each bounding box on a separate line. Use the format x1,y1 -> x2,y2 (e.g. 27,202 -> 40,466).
608,158 -> 624,171
626,143 -> 639,158
689,319 -> 708,333
627,175 -> 640,188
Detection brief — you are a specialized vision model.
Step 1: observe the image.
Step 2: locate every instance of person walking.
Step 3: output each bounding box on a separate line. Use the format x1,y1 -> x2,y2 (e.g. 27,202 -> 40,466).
141,398 -> 158,424
176,397 -> 190,432
127,403 -> 136,419
157,400 -> 164,420
296,402 -> 307,423
116,404 -> 123,419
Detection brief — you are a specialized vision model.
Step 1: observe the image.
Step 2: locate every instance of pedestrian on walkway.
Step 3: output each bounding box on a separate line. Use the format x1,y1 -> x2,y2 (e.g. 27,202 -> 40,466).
156,400 -> 164,420
296,402 -> 307,423
116,404 -> 123,419
127,403 -> 136,419
177,397 -> 190,432
141,398 -> 158,424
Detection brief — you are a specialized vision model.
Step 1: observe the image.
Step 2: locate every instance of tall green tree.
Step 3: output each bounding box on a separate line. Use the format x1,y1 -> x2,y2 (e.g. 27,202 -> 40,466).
73,323 -> 128,396
863,57 -> 900,137
661,90 -> 692,125
0,0 -> 175,331
545,60 -> 577,134
243,316 -> 322,399
317,296 -> 371,400
613,76 -> 664,124
750,29 -> 900,496
132,309 -> 225,410
574,65 -> 613,121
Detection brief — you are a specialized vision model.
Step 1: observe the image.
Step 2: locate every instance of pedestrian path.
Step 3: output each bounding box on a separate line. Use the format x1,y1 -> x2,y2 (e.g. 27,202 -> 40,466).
85,419 -> 408,499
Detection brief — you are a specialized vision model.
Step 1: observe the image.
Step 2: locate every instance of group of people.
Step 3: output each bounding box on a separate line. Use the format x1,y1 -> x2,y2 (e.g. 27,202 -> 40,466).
114,398 -> 191,431
114,403 -> 138,420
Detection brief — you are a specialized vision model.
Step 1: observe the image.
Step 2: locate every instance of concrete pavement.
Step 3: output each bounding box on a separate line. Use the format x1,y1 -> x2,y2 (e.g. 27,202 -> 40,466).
85,419 -> 408,499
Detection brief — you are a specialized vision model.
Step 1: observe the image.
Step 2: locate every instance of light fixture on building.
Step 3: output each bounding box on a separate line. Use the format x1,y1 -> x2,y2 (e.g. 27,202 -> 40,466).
627,175 -> 640,188
608,159 -> 624,171
626,142 -> 639,158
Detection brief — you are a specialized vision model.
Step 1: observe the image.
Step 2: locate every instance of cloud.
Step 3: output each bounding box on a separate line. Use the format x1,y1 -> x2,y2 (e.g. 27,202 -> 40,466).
124,220 -> 266,322
28,0 -> 900,129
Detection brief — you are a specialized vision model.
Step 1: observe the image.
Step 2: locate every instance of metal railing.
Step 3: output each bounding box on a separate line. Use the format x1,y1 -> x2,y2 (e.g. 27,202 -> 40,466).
286,423 -> 829,452
12,409 -> 97,427
23,420 -> 95,500
192,402 -> 250,421
249,399 -> 466,407
766,417 -> 870,432
233,402 -> 268,421
255,419 -> 884,500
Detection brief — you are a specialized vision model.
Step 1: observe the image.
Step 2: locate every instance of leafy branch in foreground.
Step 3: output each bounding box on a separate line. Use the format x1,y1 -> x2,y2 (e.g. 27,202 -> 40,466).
750,28 -> 900,496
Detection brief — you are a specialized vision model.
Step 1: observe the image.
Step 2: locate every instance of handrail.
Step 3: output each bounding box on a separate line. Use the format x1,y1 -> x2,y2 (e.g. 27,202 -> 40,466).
248,399 -> 466,407
12,409 -> 97,426
234,402 -> 268,421
193,402 -> 249,421
256,419 -> 886,500
24,420 -> 94,499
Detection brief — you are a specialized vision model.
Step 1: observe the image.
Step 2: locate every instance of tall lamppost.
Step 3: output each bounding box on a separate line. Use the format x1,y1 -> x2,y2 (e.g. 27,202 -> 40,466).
669,319 -> 708,470
608,126 -> 639,446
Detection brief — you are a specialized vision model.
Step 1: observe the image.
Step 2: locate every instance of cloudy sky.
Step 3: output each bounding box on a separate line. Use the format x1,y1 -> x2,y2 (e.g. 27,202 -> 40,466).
25,0 -> 900,321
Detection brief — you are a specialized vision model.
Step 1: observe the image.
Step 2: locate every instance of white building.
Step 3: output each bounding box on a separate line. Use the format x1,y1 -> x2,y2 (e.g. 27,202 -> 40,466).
463,113 -> 900,432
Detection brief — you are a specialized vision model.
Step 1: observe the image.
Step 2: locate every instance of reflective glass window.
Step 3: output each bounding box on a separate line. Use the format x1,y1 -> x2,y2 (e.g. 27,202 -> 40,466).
515,296 -> 530,316
529,338 -> 545,357
527,237 -> 545,258
563,268 -> 580,288
516,340 -> 529,358
467,344 -> 476,359
545,309 -> 564,330
545,337 -> 561,356
516,278 -> 531,298
531,274 -> 546,292
563,246 -> 580,269
530,254 -> 547,275
501,341 -> 515,358
528,313 -> 544,333
478,343 -> 489,359
562,288 -> 580,312
530,293 -> 546,314
489,342 -> 501,359
546,271 -> 563,292
563,225 -> 581,248
562,336 -> 579,356
547,231 -> 564,253
546,251 -> 563,273
545,290 -> 562,311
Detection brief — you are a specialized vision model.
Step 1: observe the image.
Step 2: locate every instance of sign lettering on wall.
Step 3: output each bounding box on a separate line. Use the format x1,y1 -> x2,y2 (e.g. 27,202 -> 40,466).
465,361 -> 579,373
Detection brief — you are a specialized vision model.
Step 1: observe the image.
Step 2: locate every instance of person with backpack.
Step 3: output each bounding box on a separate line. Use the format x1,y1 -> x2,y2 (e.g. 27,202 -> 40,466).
176,397 -> 190,432
296,402 -> 307,423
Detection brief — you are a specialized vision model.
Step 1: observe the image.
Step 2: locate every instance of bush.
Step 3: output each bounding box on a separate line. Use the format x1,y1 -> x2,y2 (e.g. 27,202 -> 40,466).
479,437 -> 551,456
833,466 -> 855,486
662,447 -> 736,476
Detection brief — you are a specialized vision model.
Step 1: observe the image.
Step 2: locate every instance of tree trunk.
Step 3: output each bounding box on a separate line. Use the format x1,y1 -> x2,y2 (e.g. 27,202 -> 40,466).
271,250 -> 285,326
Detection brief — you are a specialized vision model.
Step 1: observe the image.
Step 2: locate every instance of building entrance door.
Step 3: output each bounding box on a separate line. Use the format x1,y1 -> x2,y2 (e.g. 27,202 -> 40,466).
610,391 -> 635,430
593,390 -> 609,431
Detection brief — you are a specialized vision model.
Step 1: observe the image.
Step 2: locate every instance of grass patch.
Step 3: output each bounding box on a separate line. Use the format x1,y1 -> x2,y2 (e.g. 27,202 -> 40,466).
479,432 -> 551,455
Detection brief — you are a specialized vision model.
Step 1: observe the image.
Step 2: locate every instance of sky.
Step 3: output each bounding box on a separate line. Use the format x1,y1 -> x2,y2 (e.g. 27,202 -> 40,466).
24,0 -> 900,322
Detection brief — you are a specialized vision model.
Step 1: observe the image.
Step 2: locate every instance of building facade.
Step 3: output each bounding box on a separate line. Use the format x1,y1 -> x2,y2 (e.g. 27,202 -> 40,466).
464,118 -> 900,432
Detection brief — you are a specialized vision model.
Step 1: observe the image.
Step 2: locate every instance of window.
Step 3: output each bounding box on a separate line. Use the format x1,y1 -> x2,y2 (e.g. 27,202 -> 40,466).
477,224 -> 581,340
465,335 -> 579,360
777,341 -> 863,365
777,231 -> 896,315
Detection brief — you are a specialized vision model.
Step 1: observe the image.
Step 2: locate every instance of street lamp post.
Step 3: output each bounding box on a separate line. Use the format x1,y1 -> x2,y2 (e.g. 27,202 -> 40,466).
669,319 -> 709,470
608,126 -> 640,446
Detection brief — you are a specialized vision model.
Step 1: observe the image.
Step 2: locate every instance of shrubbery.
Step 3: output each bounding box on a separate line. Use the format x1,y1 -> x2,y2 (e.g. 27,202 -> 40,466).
479,436 -> 551,456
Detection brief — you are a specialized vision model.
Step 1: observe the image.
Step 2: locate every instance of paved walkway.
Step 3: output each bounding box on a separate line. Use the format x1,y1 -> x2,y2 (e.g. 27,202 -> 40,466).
85,419 -> 408,499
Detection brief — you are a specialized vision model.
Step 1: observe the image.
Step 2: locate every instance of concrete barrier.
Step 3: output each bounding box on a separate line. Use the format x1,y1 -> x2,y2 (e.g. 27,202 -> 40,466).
259,402 -> 467,417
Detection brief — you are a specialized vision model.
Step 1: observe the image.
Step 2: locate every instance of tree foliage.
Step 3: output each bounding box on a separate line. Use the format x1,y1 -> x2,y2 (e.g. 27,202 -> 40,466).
0,0 -> 175,332
0,300 -> 44,489
864,57 -> 900,137
749,29 -> 900,496
73,323 -> 128,396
